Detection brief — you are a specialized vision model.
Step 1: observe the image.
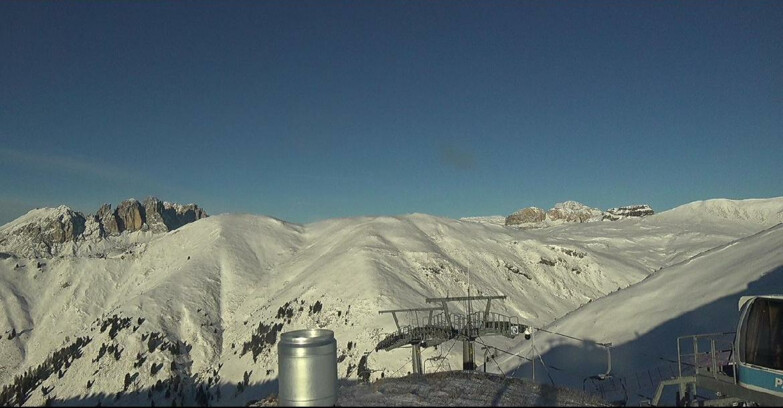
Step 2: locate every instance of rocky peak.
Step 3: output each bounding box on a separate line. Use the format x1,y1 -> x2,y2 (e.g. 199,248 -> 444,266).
505,207 -> 546,225
142,197 -> 208,232
0,206 -> 87,257
96,197 -> 209,236
505,201 -> 654,226
115,199 -> 145,233
143,197 -> 170,233
0,197 -> 208,258
547,201 -> 604,223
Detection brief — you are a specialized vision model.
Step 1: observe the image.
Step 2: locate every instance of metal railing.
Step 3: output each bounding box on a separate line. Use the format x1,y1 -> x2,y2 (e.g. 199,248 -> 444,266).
378,310 -> 523,351
676,332 -> 736,383
430,311 -> 520,337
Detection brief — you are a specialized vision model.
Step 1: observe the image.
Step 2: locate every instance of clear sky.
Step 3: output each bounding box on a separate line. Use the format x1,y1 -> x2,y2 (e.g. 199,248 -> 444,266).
1,1 -> 781,225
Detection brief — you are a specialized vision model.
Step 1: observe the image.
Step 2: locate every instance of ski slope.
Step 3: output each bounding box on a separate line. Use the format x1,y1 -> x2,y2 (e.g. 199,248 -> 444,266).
490,199 -> 783,405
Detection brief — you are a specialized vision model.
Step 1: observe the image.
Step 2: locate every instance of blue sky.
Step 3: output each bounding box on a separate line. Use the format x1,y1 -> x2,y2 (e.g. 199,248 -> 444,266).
1,1 -> 781,225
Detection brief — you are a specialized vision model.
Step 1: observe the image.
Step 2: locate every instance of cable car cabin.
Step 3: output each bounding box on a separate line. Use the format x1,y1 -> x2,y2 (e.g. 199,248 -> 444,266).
651,295 -> 783,406
735,295 -> 783,397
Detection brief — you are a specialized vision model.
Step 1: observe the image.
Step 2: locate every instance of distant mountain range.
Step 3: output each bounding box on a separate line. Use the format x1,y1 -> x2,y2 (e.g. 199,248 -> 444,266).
0,196 -> 781,406
0,197 -> 207,258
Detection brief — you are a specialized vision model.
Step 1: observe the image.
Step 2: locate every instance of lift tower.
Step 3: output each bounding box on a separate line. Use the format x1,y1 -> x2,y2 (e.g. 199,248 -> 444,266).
377,294 -> 527,374
425,295 -> 510,370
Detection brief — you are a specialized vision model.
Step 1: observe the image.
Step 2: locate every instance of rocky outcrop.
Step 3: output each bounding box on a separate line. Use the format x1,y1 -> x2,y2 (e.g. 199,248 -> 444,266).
506,202 -> 603,226
115,199 -> 145,233
0,206 -> 87,257
141,197 -> 208,232
82,215 -> 104,240
173,203 -> 208,227
603,205 -> 654,221
46,207 -> 86,244
143,197 -> 170,233
547,201 -> 604,223
505,201 -> 654,226
96,197 -> 209,235
0,197 -> 208,258
505,207 -> 546,225
97,204 -> 118,237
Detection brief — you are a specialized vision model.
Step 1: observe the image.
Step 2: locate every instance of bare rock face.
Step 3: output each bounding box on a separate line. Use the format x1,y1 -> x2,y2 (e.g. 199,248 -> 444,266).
97,203 -> 119,236
115,199 -> 145,232
142,197 -> 209,232
505,207 -> 547,226
171,203 -> 208,227
142,197 -> 170,233
46,206 -> 86,244
0,197 -> 208,258
546,201 -> 604,223
603,205 -> 654,221
101,197 -> 208,235
504,201 -> 655,228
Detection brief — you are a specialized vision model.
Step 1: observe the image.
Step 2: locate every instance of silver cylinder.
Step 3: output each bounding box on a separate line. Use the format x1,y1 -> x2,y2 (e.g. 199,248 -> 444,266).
278,329 -> 337,406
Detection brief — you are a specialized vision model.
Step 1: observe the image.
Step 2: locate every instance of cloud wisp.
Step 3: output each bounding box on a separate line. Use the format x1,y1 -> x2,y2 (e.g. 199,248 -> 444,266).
438,144 -> 477,171
0,148 -> 136,182
0,147 -> 183,199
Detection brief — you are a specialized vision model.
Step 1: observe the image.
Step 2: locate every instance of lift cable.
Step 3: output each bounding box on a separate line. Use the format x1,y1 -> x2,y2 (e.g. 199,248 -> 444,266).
433,338 -> 459,374
476,334 -> 506,377
531,326 -> 610,347
389,356 -> 413,377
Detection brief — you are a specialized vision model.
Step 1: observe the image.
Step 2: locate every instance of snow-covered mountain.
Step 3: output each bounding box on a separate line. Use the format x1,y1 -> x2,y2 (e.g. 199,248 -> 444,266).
0,197 -> 207,258
489,197 -> 783,405
0,197 -> 781,406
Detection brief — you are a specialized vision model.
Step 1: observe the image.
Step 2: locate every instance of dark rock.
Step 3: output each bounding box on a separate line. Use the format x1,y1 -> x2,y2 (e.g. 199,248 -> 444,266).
603,205 -> 655,221
164,202 -> 208,230
143,197 -> 170,233
143,197 -> 208,232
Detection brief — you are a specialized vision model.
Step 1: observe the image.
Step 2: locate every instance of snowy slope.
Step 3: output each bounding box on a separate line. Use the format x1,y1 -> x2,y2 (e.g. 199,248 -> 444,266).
459,215 -> 507,226
491,212 -> 783,404
654,197 -> 783,228
0,197 -> 781,406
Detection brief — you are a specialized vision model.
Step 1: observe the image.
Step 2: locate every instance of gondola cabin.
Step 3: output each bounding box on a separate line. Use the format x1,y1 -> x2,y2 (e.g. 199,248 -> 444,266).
652,295 -> 783,406
735,295 -> 783,397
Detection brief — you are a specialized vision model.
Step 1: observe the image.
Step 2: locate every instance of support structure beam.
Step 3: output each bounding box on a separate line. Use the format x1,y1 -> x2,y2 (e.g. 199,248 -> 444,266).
426,295 -> 506,303
463,340 -> 475,371
378,307 -> 445,314
441,301 -> 452,328
412,343 -> 423,374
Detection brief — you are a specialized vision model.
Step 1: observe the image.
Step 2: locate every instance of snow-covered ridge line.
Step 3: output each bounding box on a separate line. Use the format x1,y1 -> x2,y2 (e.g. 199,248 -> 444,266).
1,196 -> 782,406
656,197 -> 783,227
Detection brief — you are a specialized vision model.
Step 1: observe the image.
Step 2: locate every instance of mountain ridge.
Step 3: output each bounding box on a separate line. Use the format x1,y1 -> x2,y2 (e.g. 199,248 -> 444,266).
0,197 -> 207,258
1,196 -> 782,406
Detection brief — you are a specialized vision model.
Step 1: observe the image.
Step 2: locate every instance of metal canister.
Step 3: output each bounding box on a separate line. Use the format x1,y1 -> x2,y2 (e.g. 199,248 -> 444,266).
278,329 -> 337,406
